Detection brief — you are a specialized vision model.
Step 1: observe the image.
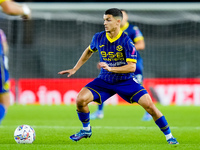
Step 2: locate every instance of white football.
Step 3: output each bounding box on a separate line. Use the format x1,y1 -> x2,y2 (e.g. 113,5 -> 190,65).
14,125 -> 36,144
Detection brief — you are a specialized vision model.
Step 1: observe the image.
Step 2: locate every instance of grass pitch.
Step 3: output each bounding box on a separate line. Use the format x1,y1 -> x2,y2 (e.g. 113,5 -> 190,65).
0,104 -> 200,150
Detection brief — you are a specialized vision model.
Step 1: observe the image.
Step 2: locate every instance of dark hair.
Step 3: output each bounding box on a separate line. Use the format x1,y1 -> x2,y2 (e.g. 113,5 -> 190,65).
105,8 -> 123,19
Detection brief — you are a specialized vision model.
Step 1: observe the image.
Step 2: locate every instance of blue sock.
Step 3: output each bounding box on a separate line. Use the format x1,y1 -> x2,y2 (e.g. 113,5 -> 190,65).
0,104 -> 6,123
155,116 -> 171,135
77,111 -> 90,128
98,103 -> 104,111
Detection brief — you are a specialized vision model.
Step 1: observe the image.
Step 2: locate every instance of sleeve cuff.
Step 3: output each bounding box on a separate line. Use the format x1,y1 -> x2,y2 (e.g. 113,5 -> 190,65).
134,36 -> 144,43
126,58 -> 137,63
89,45 -> 97,52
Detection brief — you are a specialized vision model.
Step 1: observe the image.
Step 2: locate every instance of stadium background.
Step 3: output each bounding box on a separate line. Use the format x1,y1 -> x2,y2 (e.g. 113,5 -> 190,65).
0,2 -> 200,105
1,3 -> 200,149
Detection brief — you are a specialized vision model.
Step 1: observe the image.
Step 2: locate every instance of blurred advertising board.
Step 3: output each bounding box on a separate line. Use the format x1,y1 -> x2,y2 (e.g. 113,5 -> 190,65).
144,78 -> 200,106
10,78 -> 200,105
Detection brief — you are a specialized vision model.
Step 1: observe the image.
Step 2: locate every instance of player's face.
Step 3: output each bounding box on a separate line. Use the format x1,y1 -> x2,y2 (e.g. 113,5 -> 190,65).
103,14 -> 119,32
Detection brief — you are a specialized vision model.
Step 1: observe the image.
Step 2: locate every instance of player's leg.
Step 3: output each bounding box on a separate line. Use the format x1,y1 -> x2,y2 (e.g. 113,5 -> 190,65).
138,94 -> 179,144
75,87 -> 94,130
69,87 -> 93,141
90,61 -> 105,120
137,94 -> 162,120
135,73 -> 152,121
90,103 -> 104,120
70,78 -> 115,141
0,92 -> 10,124
116,78 -> 178,144
76,87 -> 94,113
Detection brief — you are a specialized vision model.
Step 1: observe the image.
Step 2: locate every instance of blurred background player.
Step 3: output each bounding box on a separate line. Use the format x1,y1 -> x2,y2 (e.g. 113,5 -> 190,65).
0,0 -> 31,19
0,29 -> 9,124
0,0 -> 31,124
90,9 -> 153,121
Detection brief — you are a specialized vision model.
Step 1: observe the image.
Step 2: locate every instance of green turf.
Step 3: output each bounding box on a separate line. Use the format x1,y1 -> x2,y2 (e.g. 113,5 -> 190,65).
0,104 -> 200,150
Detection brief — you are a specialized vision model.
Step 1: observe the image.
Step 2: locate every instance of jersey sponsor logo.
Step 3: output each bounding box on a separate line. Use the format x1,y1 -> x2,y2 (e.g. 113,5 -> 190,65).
101,51 -> 124,61
99,45 -> 105,48
100,45 -> 124,61
107,62 -> 126,67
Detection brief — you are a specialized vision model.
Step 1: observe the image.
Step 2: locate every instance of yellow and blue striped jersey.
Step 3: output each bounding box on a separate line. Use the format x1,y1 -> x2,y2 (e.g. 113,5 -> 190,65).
89,30 -> 137,84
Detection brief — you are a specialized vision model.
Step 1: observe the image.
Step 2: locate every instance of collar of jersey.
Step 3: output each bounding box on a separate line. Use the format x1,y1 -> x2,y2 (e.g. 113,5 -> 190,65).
120,22 -> 129,31
106,30 -> 123,43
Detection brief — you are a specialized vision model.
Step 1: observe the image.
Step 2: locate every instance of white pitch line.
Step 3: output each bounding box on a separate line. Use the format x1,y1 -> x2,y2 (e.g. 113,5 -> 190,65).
1,125 -> 200,130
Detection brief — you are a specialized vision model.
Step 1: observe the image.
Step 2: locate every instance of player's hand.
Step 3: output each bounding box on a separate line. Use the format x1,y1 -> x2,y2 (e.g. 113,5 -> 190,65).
97,61 -> 101,70
21,4 -> 31,20
58,69 -> 76,77
98,62 -> 111,72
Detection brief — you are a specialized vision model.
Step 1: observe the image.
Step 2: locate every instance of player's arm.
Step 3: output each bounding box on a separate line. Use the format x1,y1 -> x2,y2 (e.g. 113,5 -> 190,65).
134,39 -> 145,50
2,37 -> 8,55
0,0 -> 31,19
98,61 -> 136,73
0,29 -> 8,54
58,46 -> 94,77
133,26 -> 145,50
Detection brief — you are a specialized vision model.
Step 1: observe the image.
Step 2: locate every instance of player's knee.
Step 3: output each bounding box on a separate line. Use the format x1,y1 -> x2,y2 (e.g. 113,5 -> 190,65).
145,103 -> 162,119
76,97 -> 84,107
76,94 -> 89,107
140,96 -> 156,115
0,92 -> 10,109
145,104 -> 155,115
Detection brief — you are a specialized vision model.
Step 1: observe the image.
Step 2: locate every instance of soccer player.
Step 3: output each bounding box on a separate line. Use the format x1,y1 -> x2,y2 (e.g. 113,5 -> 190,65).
0,0 -> 31,19
0,0 -> 31,124
58,8 -> 178,144
0,29 -> 9,124
90,9 -> 153,121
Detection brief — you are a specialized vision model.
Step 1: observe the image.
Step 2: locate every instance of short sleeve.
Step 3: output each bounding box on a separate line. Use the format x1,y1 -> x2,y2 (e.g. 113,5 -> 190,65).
89,33 -> 98,52
133,26 -> 144,43
125,38 -> 137,63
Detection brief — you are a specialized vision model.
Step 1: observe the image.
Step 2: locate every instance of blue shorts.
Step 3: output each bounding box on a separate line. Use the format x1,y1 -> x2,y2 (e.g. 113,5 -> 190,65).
85,78 -> 148,104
